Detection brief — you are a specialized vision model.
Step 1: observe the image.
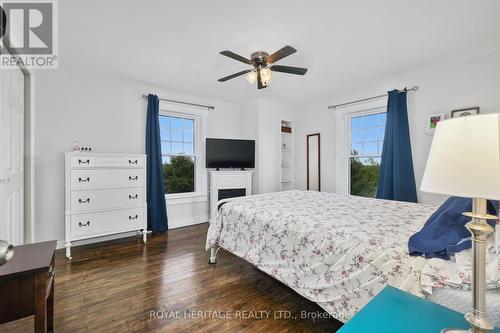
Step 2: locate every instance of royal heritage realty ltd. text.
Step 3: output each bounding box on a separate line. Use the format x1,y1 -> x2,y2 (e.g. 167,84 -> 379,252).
149,309 -> 338,321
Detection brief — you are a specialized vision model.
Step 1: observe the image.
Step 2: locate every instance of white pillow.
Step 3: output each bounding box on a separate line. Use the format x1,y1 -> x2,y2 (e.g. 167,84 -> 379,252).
421,224 -> 499,294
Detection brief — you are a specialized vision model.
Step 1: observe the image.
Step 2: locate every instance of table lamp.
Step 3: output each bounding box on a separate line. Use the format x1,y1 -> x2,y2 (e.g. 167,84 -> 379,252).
0,240 -> 14,266
420,113 -> 500,333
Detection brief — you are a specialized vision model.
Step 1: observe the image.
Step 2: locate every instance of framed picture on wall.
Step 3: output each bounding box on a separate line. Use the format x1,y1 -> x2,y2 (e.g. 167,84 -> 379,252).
427,113 -> 444,131
451,107 -> 480,118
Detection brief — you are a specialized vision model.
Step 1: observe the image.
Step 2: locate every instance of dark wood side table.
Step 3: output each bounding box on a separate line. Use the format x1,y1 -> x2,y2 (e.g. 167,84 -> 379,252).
0,240 -> 57,333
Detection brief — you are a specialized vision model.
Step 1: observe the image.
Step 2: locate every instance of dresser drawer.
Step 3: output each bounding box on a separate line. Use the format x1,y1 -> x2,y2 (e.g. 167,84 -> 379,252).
70,208 -> 145,239
70,188 -> 144,212
70,169 -> 144,190
70,156 -> 96,168
70,155 -> 144,168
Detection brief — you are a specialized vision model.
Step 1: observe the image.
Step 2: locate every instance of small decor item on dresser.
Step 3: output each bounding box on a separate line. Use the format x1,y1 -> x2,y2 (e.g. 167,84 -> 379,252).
451,107 -> 479,118
71,140 -> 81,152
427,113 -> 445,131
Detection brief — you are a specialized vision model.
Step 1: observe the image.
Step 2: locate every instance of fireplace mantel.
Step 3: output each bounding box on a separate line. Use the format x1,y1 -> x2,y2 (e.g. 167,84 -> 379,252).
208,170 -> 254,223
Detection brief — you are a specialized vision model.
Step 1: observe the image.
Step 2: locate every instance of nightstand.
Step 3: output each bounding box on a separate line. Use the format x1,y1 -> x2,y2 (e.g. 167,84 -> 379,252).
0,241 -> 57,333
338,286 -> 500,333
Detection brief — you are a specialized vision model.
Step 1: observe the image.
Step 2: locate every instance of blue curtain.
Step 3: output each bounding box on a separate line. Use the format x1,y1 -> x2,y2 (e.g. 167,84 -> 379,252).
376,89 -> 418,202
146,94 -> 168,232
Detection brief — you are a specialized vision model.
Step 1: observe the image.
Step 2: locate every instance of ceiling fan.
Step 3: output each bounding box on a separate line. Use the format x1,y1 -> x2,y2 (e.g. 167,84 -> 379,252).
217,45 -> 308,90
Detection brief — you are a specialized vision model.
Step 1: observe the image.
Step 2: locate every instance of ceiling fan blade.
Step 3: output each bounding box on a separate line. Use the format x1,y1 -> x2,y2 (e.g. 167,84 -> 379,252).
270,65 -> 308,75
219,50 -> 253,65
256,67 -> 267,90
265,46 -> 297,64
218,69 -> 252,82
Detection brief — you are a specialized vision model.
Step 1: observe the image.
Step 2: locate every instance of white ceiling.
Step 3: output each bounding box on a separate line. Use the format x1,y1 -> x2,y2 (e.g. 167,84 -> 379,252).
60,0 -> 500,104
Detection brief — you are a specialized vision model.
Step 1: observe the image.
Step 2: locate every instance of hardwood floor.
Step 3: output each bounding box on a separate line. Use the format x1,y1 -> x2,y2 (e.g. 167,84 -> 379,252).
0,223 -> 343,333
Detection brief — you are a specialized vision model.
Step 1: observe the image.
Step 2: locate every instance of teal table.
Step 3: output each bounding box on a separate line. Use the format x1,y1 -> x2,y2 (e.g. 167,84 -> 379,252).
338,286 -> 500,333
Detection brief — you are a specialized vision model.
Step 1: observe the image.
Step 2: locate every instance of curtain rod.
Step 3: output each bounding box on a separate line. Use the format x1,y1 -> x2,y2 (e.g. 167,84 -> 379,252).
328,86 -> 419,110
142,94 -> 215,110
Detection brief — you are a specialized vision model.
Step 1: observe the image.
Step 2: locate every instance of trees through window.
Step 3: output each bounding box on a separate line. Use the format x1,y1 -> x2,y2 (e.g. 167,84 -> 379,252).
348,111 -> 386,197
159,114 -> 196,194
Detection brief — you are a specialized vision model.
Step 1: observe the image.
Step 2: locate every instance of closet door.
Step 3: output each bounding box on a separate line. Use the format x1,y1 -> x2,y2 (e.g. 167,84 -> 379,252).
0,64 -> 25,245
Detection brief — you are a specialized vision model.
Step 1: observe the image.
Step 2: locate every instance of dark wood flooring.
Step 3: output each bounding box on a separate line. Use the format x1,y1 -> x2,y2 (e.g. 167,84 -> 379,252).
0,223 -> 342,332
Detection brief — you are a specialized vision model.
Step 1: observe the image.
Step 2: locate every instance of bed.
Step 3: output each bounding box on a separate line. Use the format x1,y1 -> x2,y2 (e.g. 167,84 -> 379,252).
206,190 -> 439,322
427,288 -> 500,326
205,190 -> 500,324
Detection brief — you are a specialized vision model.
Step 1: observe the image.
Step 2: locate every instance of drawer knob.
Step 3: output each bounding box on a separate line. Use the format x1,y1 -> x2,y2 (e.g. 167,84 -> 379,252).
78,177 -> 90,182
78,159 -> 90,164
128,159 -> 138,165
78,198 -> 90,204
129,176 -> 139,181
48,265 -> 55,277
129,194 -> 138,199
129,215 -> 139,220
78,221 -> 90,227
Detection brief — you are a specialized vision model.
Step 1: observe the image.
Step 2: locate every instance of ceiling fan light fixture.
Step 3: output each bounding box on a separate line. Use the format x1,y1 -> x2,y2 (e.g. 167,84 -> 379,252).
246,70 -> 257,84
218,45 -> 307,89
260,67 -> 272,84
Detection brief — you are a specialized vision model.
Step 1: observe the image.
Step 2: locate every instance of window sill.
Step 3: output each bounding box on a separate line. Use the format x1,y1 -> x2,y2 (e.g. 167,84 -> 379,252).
165,192 -> 208,206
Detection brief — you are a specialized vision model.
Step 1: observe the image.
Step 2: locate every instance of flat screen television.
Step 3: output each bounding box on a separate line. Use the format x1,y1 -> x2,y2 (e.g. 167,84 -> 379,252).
206,138 -> 255,169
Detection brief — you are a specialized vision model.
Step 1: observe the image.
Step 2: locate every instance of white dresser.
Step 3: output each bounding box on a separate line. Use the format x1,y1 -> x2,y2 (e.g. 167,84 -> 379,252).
64,152 -> 147,259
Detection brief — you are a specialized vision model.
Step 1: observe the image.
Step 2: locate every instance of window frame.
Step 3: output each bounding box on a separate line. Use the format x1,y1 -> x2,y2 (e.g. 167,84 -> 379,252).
344,107 -> 387,195
159,112 -> 197,195
158,104 -> 208,205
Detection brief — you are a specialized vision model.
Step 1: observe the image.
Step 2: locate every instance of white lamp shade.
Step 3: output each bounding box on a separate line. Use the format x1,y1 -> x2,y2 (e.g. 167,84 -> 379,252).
420,113 -> 500,200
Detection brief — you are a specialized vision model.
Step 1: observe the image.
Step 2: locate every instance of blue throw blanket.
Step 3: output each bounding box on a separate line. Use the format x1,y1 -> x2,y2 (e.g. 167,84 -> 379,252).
408,197 -> 498,260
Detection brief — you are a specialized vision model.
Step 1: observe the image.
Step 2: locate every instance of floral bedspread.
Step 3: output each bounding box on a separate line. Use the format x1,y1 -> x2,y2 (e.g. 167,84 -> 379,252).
206,190 -> 437,322
421,235 -> 499,293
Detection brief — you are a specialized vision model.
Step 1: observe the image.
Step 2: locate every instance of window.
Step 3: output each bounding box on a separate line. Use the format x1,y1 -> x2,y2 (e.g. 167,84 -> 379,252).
348,111 -> 386,197
159,114 -> 196,194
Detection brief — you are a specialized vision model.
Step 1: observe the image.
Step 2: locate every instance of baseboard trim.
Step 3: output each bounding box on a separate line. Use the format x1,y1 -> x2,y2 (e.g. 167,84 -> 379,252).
168,215 -> 209,229
55,215 -> 209,249
56,230 -> 150,249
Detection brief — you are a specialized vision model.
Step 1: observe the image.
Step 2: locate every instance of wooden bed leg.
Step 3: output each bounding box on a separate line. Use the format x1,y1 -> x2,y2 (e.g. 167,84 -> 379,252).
208,247 -> 218,265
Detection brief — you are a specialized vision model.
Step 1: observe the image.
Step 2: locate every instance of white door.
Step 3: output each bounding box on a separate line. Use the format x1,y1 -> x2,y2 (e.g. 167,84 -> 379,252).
0,64 -> 25,245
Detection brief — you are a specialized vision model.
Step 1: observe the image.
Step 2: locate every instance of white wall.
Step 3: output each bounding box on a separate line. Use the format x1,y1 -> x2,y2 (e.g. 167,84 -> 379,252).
34,70 -> 242,243
293,102 -> 337,193
33,49 -> 500,244
293,50 -> 500,204
241,98 -> 294,194
257,99 -> 294,194
240,99 -> 260,193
